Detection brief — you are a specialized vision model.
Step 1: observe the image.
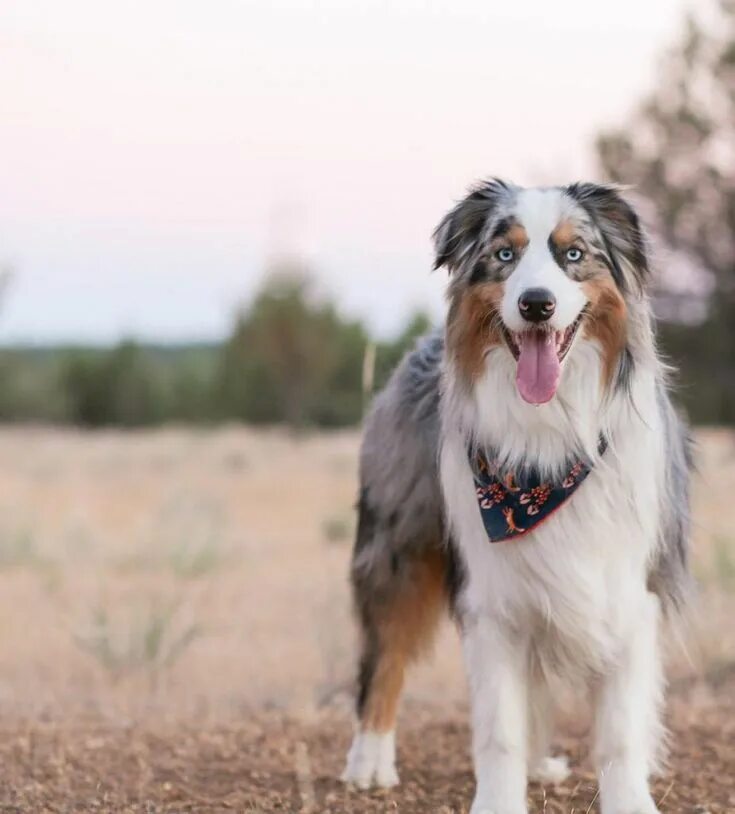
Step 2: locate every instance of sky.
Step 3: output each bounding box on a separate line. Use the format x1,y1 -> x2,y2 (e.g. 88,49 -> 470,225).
0,0 -> 692,344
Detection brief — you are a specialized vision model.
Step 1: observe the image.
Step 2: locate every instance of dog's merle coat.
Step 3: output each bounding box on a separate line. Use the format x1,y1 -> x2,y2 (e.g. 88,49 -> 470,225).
343,180 -> 691,814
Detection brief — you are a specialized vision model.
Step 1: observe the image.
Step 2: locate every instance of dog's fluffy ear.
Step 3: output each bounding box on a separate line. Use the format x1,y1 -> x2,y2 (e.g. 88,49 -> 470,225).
433,178 -> 511,273
566,182 -> 650,293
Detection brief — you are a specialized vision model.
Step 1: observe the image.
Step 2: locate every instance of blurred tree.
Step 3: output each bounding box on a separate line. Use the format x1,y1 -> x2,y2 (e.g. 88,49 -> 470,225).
217,263 -> 369,427
596,2 -> 735,423
161,346 -> 218,423
374,311 -> 433,392
0,350 -> 69,423
309,317 -> 367,427
62,341 -> 164,426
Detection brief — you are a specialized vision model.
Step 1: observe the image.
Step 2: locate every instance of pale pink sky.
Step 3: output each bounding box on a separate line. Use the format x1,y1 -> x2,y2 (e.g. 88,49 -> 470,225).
0,0 -> 691,342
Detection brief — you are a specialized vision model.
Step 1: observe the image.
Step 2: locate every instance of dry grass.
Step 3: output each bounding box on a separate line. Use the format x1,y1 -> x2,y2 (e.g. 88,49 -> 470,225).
0,426 -> 364,719
0,425 -> 731,811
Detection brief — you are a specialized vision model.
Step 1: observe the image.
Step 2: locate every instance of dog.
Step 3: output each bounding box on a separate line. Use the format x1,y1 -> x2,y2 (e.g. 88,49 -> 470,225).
341,180 -> 691,814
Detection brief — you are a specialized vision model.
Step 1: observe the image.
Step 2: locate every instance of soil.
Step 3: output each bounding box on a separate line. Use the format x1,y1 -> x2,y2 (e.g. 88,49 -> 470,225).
2,677 -> 733,814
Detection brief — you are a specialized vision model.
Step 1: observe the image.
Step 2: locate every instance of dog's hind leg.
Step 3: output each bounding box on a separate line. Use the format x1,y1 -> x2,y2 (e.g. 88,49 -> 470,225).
341,330 -> 446,788
342,544 -> 446,789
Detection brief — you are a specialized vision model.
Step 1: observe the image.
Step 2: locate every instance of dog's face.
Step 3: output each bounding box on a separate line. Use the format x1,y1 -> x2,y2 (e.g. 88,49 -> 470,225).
435,181 -> 648,404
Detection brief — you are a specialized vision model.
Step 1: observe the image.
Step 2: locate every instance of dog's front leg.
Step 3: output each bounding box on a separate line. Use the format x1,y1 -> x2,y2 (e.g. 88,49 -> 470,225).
594,591 -> 663,814
462,613 -> 529,814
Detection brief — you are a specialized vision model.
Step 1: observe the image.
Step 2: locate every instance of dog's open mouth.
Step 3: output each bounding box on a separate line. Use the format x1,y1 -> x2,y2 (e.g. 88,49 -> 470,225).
501,309 -> 585,363
501,309 -> 586,405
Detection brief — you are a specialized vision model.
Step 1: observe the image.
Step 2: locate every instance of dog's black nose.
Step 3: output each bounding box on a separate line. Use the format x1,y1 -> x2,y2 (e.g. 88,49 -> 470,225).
518,288 -> 556,323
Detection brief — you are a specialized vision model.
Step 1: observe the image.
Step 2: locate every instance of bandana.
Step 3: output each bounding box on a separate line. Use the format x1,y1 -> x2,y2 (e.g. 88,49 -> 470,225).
469,438 -> 607,543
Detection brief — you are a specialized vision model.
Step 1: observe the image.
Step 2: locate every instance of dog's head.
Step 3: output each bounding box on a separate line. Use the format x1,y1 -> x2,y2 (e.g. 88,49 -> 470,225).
435,180 -> 648,404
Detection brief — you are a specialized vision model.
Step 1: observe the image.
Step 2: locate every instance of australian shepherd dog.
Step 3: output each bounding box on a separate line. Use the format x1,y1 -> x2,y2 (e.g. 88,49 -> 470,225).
341,180 -> 691,814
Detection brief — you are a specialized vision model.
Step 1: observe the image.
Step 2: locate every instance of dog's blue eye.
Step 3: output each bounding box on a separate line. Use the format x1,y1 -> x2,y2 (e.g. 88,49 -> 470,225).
496,248 -> 514,263
566,247 -> 583,262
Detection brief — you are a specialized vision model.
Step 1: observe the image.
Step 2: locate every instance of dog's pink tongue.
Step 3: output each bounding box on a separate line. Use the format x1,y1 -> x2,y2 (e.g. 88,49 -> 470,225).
516,331 -> 560,404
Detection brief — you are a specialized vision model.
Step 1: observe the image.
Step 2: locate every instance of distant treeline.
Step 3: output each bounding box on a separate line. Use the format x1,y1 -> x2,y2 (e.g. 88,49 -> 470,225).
6,1 -> 734,430
0,269 -> 431,428
0,265 -> 729,428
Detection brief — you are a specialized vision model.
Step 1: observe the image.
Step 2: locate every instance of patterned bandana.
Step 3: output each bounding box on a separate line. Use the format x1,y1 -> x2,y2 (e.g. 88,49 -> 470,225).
469,438 -> 607,543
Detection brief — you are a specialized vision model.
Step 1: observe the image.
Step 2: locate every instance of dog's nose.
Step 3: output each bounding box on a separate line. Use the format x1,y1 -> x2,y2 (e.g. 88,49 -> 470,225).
518,288 -> 556,323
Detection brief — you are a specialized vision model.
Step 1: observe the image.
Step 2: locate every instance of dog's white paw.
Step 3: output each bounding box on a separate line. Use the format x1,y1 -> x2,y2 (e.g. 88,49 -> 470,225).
600,790 -> 659,814
529,754 -> 570,785
469,805 -> 527,814
599,766 -> 660,814
341,730 -> 399,789
469,795 -> 527,814
602,803 -> 659,814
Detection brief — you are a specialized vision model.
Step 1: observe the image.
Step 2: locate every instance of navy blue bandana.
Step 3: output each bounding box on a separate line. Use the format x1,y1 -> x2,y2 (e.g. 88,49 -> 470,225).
469,438 -> 607,543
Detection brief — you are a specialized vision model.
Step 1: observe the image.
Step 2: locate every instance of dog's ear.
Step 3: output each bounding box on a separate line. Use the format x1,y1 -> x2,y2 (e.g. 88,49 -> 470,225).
433,179 -> 511,273
566,182 -> 650,293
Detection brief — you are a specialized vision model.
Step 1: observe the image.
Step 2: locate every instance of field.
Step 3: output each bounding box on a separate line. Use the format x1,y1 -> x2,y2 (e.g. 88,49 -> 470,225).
0,426 -> 732,812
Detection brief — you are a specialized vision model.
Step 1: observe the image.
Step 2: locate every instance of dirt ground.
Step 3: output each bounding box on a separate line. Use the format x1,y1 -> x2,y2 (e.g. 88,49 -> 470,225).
0,426 -> 731,812
1,673 -> 733,813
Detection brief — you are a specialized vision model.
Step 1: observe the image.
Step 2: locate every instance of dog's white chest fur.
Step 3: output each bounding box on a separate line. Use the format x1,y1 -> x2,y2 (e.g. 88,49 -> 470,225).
440,344 -> 663,674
